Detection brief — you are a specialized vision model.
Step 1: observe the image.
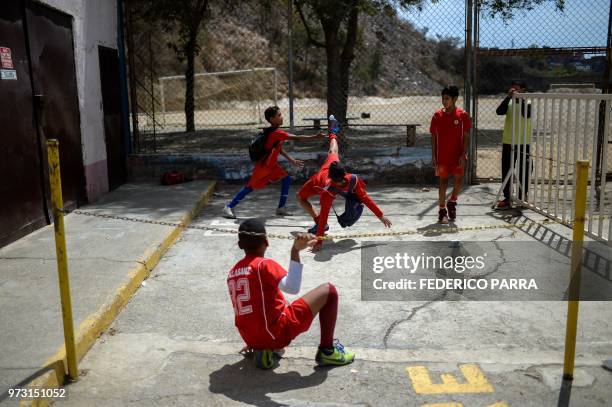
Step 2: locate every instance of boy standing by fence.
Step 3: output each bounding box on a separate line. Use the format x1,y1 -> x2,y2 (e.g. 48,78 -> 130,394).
430,86 -> 472,224
223,106 -> 324,219
495,80 -> 532,208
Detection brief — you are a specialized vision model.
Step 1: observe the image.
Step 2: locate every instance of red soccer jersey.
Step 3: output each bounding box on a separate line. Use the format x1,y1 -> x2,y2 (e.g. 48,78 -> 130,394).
316,173 -> 383,238
429,108 -> 472,166
262,129 -> 289,168
247,128 -> 290,190
227,255 -> 287,348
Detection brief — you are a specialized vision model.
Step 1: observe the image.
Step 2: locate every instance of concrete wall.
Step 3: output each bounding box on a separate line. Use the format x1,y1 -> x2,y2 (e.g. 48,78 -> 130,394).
128,148 -> 437,185
39,0 -> 118,202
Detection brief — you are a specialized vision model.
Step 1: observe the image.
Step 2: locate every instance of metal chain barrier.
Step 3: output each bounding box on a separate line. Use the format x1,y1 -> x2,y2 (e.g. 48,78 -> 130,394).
61,208 -> 606,241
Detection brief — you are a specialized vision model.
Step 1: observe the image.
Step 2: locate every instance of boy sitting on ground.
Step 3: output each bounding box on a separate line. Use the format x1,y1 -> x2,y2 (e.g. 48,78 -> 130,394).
227,218 -> 355,369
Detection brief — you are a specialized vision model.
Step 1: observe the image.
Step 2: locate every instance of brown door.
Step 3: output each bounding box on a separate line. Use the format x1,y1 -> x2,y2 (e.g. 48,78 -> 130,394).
25,0 -> 85,208
98,46 -> 127,190
0,1 -> 85,248
0,1 -> 48,247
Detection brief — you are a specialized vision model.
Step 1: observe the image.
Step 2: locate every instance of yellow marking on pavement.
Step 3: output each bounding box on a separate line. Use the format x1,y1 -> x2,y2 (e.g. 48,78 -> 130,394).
21,182 -> 217,407
421,401 -> 508,407
407,364 -> 494,394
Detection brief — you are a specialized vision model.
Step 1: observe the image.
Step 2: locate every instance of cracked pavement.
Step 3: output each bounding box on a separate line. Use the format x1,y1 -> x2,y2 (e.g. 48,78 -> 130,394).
27,184 -> 612,406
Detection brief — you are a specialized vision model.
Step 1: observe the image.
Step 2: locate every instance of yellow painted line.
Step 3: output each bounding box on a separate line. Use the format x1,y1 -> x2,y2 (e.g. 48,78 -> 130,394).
407,364 -> 494,395
421,403 -> 508,407
21,181 -> 217,407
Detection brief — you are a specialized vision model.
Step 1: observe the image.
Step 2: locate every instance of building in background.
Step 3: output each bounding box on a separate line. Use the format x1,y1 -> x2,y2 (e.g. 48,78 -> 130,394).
0,0 -> 127,247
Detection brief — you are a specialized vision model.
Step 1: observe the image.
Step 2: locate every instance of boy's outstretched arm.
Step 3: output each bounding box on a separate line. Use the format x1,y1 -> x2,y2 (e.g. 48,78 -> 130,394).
279,233 -> 317,294
287,132 -> 326,142
280,146 -> 304,167
355,182 -> 392,228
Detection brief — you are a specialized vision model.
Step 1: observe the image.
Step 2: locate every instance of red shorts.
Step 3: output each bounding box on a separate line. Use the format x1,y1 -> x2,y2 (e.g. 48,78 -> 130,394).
247,164 -> 288,190
262,298 -> 314,349
298,153 -> 339,200
436,164 -> 464,178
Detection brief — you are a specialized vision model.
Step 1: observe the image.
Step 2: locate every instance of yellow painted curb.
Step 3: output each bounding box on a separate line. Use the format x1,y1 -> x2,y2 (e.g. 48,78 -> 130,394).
22,181 -> 217,407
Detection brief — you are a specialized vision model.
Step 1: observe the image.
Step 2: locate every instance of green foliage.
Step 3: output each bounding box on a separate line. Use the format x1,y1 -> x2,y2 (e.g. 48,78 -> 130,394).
141,0 -> 210,57
478,0 -> 564,20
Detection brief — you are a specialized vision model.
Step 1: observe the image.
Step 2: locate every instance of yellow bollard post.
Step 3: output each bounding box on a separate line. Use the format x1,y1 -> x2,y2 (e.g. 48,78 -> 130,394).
562,160 -> 589,381
47,139 -> 79,381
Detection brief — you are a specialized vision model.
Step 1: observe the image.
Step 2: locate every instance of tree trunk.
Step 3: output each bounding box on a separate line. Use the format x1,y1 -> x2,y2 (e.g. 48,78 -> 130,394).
184,34 -> 196,132
323,26 -> 345,123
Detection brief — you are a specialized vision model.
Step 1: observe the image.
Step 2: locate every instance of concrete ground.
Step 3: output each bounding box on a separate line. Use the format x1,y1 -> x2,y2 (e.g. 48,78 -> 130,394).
49,183 -> 612,406
0,180 -> 214,404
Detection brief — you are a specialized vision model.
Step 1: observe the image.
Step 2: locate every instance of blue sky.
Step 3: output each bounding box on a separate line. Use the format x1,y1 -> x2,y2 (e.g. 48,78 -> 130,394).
403,0 -> 609,49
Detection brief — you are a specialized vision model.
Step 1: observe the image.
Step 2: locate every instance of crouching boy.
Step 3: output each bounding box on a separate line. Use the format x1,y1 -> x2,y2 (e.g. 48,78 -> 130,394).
227,219 -> 355,369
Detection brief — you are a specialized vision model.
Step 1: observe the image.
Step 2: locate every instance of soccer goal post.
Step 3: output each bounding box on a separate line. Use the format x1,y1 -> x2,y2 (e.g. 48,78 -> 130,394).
158,67 -> 278,129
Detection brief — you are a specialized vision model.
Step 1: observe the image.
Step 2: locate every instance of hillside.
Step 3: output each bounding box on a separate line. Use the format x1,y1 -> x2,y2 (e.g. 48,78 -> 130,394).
144,2 -> 463,100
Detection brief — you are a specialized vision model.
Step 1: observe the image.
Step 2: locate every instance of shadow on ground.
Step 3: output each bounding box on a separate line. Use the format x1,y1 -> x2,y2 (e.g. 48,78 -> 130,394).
208,358 -> 329,407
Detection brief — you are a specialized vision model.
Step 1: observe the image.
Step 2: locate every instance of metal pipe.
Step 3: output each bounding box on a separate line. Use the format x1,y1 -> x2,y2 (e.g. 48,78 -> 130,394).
47,140 -> 79,381
287,0 -> 295,129
597,100 -> 610,237
562,160 -> 590,380
117,0 -> 132,155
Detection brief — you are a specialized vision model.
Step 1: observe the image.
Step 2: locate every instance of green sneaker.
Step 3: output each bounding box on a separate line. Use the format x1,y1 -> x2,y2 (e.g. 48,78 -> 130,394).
253,349 -> 281,370
315,340 -> 355,366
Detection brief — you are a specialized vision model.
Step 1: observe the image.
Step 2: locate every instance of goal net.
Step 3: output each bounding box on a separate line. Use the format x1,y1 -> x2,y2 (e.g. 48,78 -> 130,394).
158,67 -> 278,130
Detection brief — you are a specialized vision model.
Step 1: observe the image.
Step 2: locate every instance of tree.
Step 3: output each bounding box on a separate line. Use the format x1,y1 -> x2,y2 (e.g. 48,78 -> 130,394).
294,1 -> 422,124
142,0 -> 210,132
294,0 -> 564,125
478,0 -> 564,20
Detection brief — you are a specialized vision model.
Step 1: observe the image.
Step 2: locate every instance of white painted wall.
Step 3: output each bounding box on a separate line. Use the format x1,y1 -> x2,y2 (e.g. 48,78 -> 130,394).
39,0 -> 118,201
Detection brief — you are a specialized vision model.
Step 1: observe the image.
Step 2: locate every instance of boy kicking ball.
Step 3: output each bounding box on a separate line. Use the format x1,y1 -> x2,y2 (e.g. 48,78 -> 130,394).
430,86 -> 472,224
227,219 -> 355,369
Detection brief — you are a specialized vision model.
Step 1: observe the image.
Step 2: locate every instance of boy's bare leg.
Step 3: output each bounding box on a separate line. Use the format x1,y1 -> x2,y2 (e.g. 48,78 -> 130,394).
299,283 -> 338,349
297,195 -> 318,222
329,137 -> 339,156
451,174 -> 463,199
439,177 -> 449,207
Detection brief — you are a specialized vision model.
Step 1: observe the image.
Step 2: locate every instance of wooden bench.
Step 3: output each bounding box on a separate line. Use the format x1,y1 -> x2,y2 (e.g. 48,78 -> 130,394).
354,124 -> 421,146
302,116 -> 361,130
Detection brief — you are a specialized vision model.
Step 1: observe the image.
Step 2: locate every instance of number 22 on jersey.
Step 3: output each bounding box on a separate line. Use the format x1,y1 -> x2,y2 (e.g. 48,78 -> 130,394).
228,278 -> 253,316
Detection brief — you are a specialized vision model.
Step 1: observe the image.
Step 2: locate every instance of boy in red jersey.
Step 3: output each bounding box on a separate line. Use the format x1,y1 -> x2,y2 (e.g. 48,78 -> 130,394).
430,85 -> 472,224
227,218 -> 355,369
223,106 -> 324,219
296,129 -> 392,251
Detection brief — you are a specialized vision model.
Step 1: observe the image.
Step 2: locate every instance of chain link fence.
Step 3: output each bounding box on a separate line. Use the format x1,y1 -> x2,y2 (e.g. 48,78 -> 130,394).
125,0 -> 469,156
474,0 -> 611,180
124,0 -> 610,184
